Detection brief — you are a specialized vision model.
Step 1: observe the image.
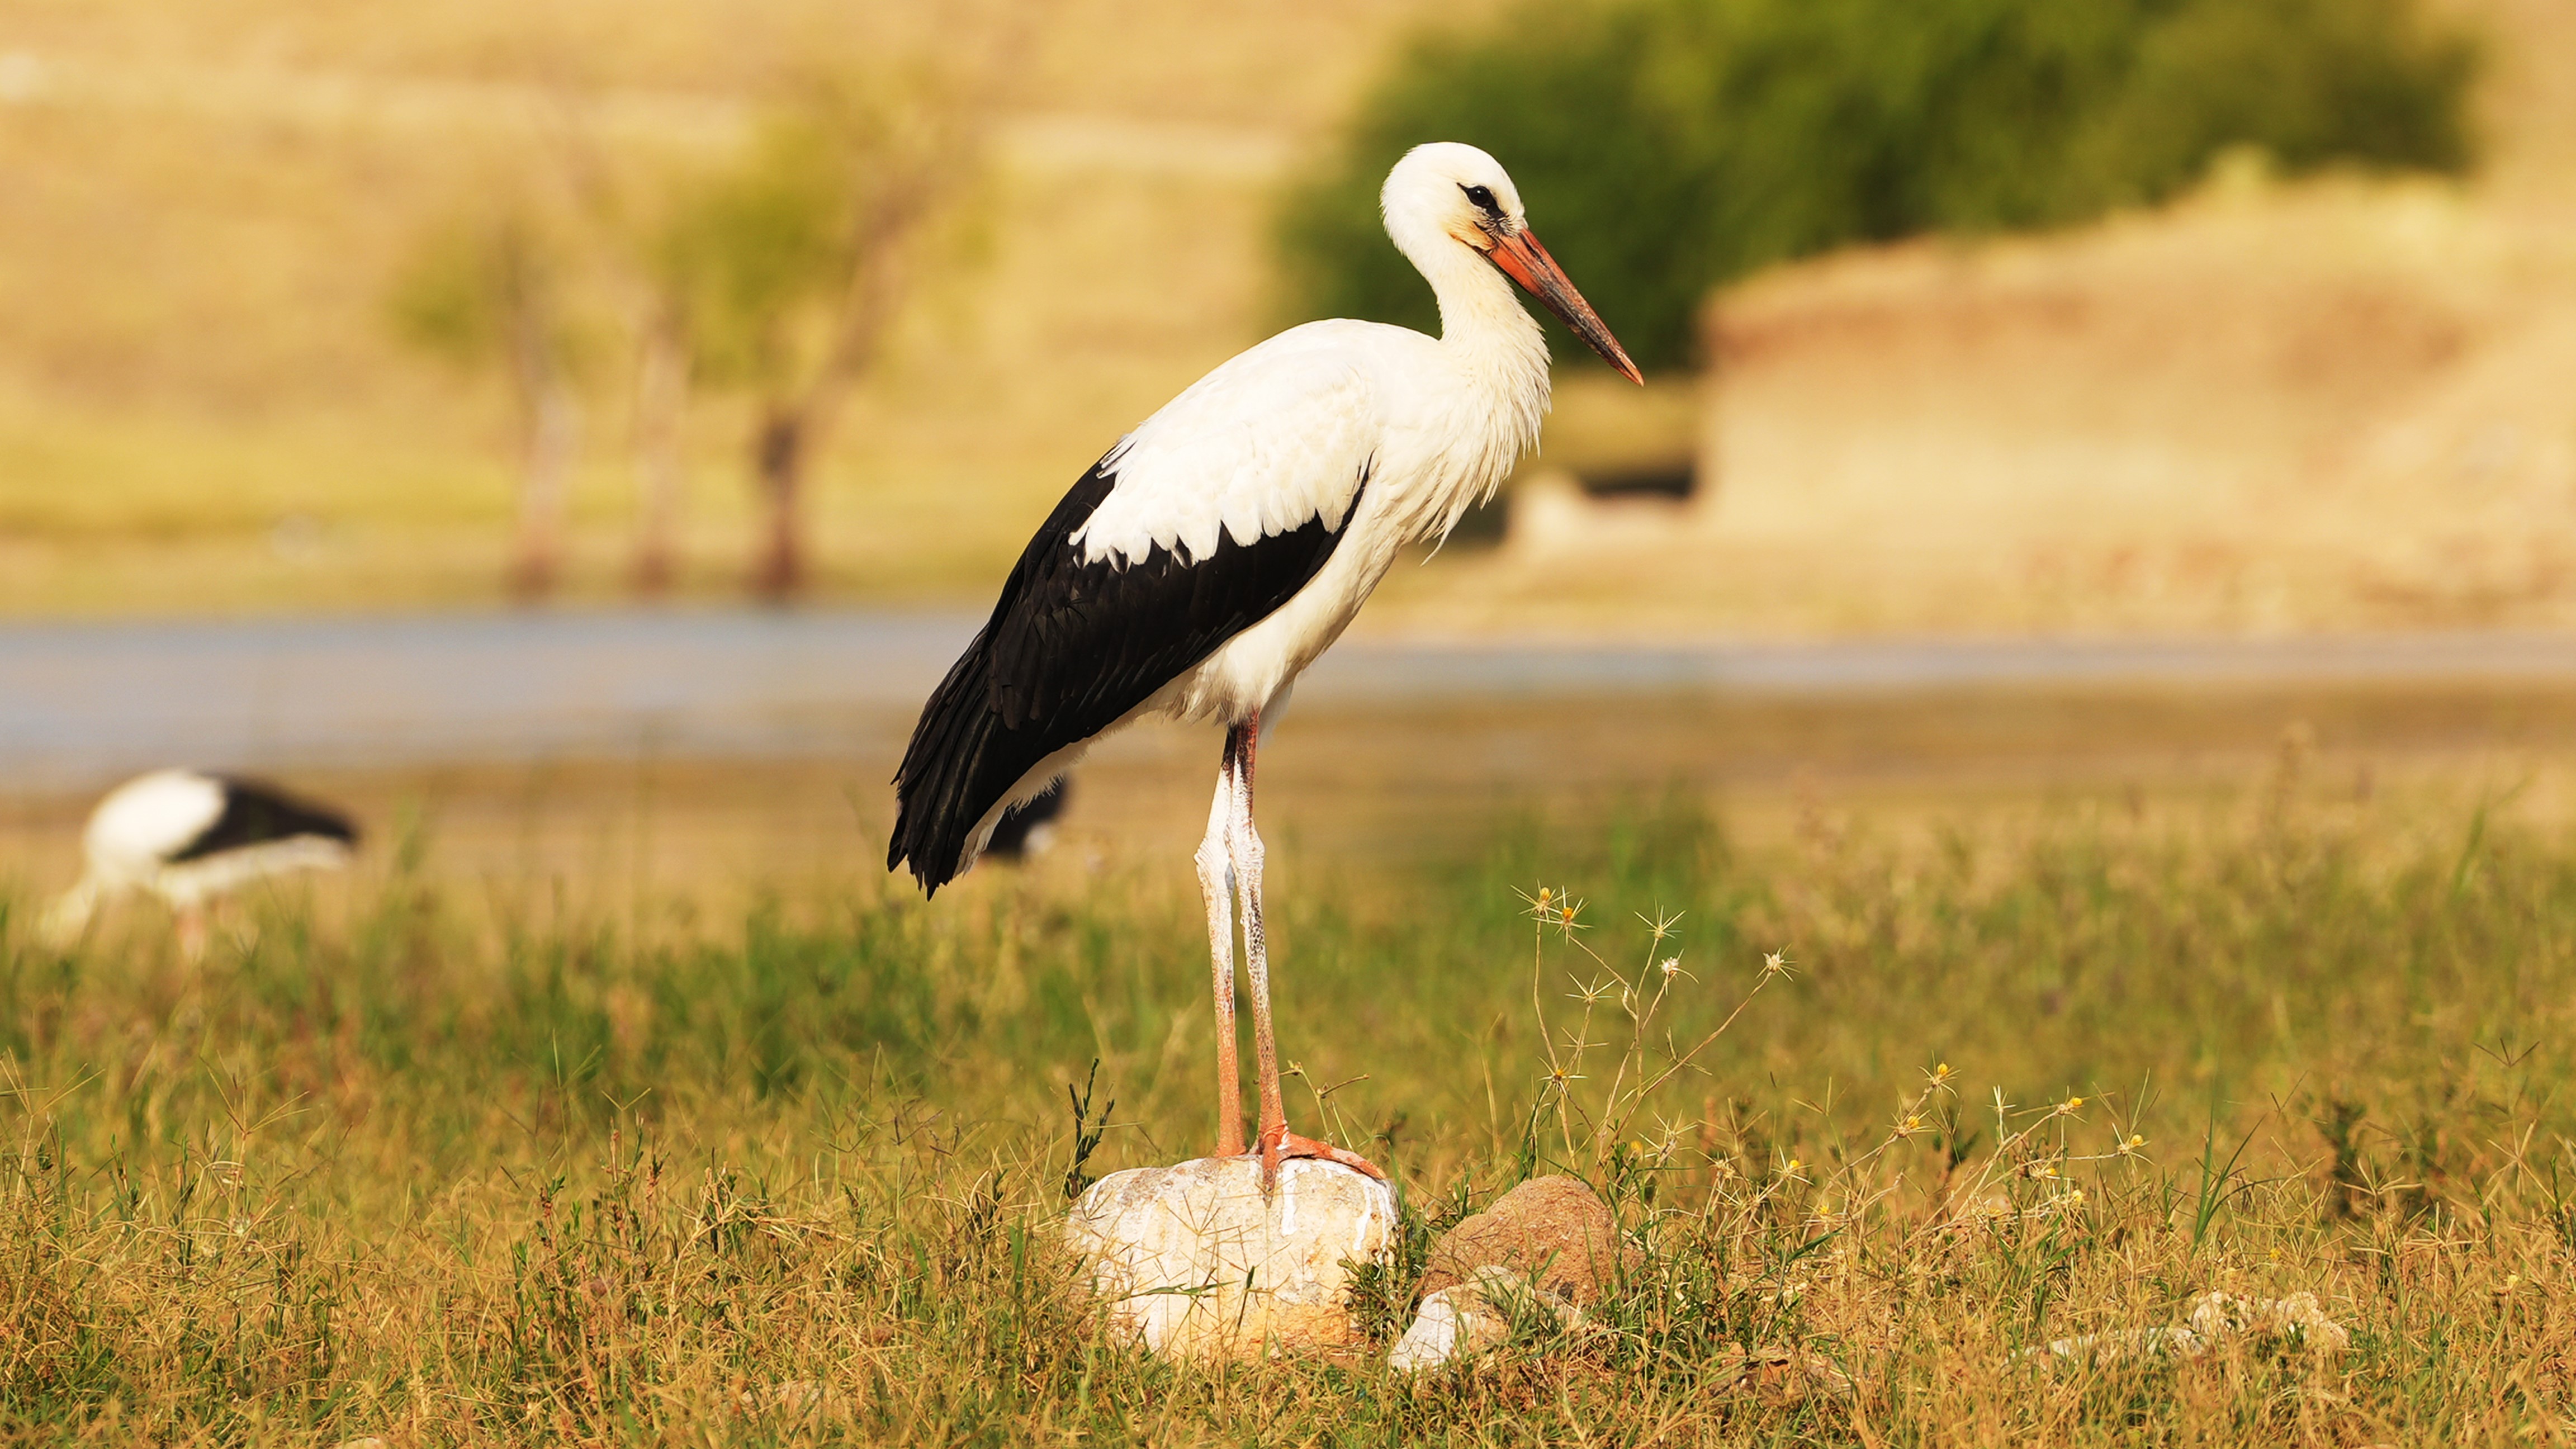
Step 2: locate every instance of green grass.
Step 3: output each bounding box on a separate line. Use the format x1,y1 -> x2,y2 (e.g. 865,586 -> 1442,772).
3,786 -> 2573,1443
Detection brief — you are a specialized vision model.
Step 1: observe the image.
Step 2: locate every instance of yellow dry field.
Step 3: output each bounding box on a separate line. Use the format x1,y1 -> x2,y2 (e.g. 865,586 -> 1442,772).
2,0 -> 2574,636
0,0 -> 1488,614
1383,0 -> 2576,638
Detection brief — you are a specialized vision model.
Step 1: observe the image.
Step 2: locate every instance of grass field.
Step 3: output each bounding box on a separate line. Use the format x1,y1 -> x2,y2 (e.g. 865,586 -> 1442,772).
4,755 -> 2573,1443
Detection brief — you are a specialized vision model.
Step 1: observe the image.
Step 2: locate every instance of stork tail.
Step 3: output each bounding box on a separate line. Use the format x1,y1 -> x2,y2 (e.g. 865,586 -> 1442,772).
888,629 -> 1048,894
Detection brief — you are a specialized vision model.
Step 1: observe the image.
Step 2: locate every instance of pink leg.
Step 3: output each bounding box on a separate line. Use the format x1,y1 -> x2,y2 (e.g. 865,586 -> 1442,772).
1194,765 -> 1244,1157
1225,714 -> 1385,1191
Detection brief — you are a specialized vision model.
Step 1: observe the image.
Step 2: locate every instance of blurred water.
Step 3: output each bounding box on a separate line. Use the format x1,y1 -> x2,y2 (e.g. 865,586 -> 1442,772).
6,608 -> 2576,789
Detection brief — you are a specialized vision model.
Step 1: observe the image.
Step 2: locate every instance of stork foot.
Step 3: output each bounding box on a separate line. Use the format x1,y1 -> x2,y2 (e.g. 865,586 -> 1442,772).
1255,1124 -> 1386,1192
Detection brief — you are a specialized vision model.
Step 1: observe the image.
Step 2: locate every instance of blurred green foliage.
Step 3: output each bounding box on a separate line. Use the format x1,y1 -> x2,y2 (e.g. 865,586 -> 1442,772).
653,72 -> 978,392
386,210 -> 588,382
652,117 -> 858,390
1278,0 -> 2478,371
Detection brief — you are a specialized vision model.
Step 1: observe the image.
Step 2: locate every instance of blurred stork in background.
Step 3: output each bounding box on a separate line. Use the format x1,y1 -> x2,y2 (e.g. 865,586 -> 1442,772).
42,770 -> 359,960
979,778 -> 1071,862
889,143 -> 1640,1187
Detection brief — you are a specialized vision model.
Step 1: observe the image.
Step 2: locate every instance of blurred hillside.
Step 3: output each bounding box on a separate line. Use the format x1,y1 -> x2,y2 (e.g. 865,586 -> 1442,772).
3,0 -> 2573,637
0,0 -> 1486,614
1279,0 -> 2478,373
1376,0 -> 2576,637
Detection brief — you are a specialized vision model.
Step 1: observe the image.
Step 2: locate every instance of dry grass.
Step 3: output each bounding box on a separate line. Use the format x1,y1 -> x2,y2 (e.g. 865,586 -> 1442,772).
2,763 -> 2574,1442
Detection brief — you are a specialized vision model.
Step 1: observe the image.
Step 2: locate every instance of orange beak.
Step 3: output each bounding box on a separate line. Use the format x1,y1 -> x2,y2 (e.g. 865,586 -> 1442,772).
1487,226 -> 1643,385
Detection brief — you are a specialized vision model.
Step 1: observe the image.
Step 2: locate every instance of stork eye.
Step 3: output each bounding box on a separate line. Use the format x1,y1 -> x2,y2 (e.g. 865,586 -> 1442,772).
1459,183 -> 1499,215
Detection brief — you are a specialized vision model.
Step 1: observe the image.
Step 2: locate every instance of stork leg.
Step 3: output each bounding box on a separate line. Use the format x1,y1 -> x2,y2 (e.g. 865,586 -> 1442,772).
174,905 -> 208,965
1194,768 -> 1244,1157
1225,713 -> 1385,1190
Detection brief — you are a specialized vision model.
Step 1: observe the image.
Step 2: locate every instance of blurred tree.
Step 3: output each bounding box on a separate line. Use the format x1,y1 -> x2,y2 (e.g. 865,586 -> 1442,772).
551,138 -> 697,599
1280,0 -> 2478,374
654,68 -> 986,602
625,297 -> 691,596
388,210 -> 586,600
2087,0 -> 2476,196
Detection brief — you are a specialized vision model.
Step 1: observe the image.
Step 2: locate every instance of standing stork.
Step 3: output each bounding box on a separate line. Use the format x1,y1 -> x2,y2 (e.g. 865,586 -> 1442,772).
41,769 -> 359,960
890,143 -> 1640,1185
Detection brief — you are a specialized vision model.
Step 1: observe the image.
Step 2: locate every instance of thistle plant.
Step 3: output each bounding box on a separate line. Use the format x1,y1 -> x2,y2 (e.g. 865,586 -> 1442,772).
1514,884 -> 1790,1183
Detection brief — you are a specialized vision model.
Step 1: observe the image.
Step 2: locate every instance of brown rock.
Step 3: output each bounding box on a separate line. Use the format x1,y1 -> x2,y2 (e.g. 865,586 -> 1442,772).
1418,1175 -> 1630,1306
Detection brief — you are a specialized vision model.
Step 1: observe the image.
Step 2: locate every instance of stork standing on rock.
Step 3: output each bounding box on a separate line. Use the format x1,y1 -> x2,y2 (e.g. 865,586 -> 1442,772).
42,769 -> 358,960
890,143 -> 1640,1185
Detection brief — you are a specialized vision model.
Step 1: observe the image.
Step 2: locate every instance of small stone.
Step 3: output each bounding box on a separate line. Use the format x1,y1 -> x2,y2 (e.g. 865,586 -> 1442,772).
1389,1281 -> 1499,1372
1418,1175 -> 1630,1306
1066,1156 -> 1397,1361
2028,1289 -> 2352,1365
737,1380 -> 845,1419
2184,1290 -> 2351,1352
1388,1265 -> 1579,1372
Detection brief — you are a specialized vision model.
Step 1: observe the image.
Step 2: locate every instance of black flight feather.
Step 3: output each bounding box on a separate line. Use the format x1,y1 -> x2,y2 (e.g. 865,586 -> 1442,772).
889,457 -> 1362,894
170,778 -> 359,864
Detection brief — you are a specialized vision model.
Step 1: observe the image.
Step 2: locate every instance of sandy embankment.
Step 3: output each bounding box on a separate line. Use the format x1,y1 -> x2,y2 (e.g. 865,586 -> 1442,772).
1374,0 -> 2576,640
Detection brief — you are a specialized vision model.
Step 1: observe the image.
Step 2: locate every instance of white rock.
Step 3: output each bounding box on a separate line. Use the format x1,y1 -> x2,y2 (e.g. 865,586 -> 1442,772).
1388,1266 -> 1580,1372
2028,1289 -> 2352,1364
2184,1289 -> 2351,1352
1388,1278 -> 1502,1372
1065,1156 -> 1396,1361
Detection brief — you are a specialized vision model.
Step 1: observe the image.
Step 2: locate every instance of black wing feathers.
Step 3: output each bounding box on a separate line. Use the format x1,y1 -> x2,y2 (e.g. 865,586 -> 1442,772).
889,458 -> 1361,893
172,778 -> 359,863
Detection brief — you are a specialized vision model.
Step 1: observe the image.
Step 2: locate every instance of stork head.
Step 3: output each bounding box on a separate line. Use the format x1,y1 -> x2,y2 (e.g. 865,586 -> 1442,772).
1381,142 -> 1642,384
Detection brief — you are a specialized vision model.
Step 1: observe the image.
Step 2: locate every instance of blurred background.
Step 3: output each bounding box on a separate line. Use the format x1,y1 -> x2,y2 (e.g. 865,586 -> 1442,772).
2,0 -> 2572,898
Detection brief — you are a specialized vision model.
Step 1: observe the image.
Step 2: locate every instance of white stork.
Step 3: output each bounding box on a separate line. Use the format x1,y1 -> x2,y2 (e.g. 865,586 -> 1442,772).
890,142 -> 1640,1185
41,769 -> 359,960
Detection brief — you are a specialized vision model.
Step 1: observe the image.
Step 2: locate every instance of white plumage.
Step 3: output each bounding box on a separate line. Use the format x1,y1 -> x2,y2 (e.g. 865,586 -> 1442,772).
83,770 -> 230,883
1073,337 -> 1379,567
892,141 -> 1639,1186
1063,144 -> 1611,736
42,768 -> 358,958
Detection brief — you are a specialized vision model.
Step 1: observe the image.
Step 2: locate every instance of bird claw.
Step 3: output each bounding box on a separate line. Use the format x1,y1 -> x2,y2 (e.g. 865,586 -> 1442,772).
1254,1125 -> 1386,1194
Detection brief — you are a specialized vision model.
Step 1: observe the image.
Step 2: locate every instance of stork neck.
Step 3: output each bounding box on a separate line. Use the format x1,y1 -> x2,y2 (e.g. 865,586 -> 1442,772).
1418,241 -> 1549,385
